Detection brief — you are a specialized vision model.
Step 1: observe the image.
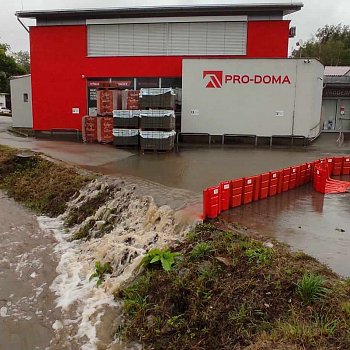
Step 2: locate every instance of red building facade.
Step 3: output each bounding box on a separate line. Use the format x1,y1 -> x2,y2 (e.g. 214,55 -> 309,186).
17,3 -> 302,131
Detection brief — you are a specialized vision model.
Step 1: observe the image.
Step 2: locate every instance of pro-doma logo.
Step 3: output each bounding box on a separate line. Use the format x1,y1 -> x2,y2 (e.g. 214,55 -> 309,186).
203,70 -> 291,88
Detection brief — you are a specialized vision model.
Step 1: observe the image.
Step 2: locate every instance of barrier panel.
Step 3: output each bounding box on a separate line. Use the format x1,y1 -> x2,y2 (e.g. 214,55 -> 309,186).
230,178 -> 244,208
253,175 -> 261,201
299,163 -> 306,185
277,170 -> 284,194
343,157 -> 350,175
242,177 -> 254,204
260,173 -> 270,199
269,171 -> 279,197
220,181 -> 231,212
203,186 -> 220,219
313,164 -> 326,194
282,168 -> 291,192
326,158 -> 334,176
305,163 -> 312,183
289,166 -> 299,190
333,157 -> 343,176
202,155 -> 350,219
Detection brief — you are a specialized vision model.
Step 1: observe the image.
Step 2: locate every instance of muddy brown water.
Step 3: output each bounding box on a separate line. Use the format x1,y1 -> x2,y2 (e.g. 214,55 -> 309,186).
0,192 -> 60,350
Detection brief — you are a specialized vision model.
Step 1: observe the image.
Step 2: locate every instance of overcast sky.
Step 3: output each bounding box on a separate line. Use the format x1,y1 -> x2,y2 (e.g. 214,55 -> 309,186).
0,0 -> 349,53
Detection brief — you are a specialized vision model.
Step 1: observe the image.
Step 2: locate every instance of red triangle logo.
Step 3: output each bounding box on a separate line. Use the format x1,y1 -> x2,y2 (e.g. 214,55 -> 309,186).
206,81 -> 215,88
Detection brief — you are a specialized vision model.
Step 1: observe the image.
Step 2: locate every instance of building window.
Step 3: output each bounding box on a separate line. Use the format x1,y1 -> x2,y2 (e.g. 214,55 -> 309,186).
23,93 -> 28,102
87,21 -> 247,57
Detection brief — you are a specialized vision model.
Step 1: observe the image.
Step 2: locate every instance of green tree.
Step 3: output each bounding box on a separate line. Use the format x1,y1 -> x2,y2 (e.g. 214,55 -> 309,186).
292,24 -> 350,65
0,43 -> 26,93
12,51 -> 30,74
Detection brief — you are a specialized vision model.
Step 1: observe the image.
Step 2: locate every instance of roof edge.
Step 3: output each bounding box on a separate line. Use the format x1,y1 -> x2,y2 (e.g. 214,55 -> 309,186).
16,3 -> 303,20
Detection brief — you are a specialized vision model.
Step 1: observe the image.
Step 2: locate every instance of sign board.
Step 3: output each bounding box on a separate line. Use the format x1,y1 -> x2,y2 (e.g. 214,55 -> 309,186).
181,58 -> 324,138
323,89 -> 350,98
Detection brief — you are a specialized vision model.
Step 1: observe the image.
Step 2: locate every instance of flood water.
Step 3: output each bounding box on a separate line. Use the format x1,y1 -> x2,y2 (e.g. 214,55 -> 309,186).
0,192 -> 59,350
220,181 -> 350,277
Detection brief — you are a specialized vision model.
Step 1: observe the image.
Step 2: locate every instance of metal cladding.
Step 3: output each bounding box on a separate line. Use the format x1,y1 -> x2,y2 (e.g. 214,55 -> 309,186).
202,156 -> 350,220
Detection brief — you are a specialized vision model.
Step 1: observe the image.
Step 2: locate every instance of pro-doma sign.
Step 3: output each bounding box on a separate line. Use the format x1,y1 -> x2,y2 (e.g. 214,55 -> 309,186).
182,58 -> 324,138
203,70 -> 291,88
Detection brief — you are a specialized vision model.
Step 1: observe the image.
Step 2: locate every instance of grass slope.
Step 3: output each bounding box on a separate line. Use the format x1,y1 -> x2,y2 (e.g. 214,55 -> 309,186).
118,224 -> 350,350
0,145 -> 91,216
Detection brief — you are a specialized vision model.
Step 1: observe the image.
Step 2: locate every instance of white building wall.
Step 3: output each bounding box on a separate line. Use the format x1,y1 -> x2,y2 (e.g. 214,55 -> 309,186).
181,58 -> 324,138
0,94 -> 6,108
10,75 -> 33,128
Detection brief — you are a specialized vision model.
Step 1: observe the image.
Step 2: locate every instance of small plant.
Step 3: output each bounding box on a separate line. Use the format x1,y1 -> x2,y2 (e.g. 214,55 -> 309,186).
167,314 -> 187,330
245,246 -> 272,265
89,261 -> 111,287
296,272 -> 329,303
341,301 -> 350,318
141,248 -> 181,272
190,242 -> 214,259
228,304 -> 249,325
198,262 -> 220,280
186,230 -> 198,242
123,293 -> 148,316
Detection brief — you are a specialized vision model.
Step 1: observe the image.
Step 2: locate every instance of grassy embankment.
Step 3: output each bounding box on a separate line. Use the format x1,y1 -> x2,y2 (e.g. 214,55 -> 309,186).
0,145 -> 91,216
117,223 -> 350,350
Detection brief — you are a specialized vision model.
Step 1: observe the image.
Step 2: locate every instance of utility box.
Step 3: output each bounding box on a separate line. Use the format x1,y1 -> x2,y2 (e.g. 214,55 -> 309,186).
181,58 -> 324,140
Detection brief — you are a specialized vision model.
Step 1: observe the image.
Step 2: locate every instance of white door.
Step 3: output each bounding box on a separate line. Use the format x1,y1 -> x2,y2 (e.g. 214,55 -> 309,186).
337,99 -> 350,131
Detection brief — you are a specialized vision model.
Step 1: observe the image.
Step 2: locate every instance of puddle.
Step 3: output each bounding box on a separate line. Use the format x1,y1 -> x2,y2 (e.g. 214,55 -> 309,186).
220,182 -> 350,277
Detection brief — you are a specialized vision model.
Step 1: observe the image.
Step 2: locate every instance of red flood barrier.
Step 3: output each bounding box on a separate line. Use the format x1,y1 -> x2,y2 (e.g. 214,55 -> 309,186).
313,162 -> 350,195
305,163 -> 312,183
326,158 -> 334,176
202,155 -> 350,219
343,157 -> 350,175
260,172 -> 270,199
313,165 -> 327,194
253,175 -> 261,202
277,170 -> 284,194
230,179 -> 243,208
299,163 -> 307,185
242,177 -> 254,204
269,171 -> 279,197
220,181 -> 231,212
282,168 -> 290,192
203,186 -> 220,219
333,157 -> 343,176
289,166 -> 299,190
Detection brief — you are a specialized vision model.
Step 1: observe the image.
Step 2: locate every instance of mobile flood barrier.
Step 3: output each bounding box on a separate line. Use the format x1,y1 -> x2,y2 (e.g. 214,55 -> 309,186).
203,156 -> 350,220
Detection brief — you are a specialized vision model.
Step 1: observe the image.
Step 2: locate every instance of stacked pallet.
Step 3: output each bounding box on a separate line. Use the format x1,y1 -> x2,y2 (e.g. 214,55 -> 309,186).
113,110 -> 140,146
139,88 -> 176,151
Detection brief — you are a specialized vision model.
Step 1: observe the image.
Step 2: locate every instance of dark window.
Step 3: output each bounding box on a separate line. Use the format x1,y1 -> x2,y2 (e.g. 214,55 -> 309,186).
136,78 -> 159,89
161,78 -> 182,88
23,93 -> 28,102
